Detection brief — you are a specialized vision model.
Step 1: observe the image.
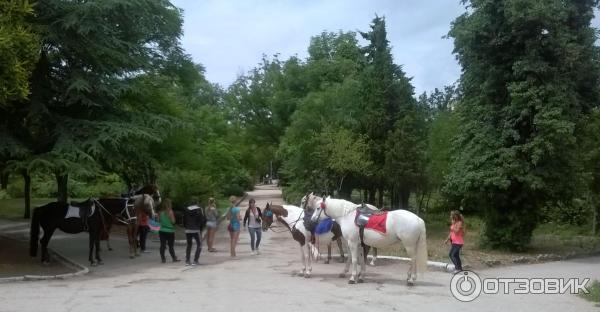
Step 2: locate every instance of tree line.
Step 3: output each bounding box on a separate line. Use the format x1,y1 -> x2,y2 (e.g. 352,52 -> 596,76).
1,0 -> 600,250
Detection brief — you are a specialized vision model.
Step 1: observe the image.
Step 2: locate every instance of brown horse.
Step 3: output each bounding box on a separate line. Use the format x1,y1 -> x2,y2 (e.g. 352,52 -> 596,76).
94,184 -> 160,258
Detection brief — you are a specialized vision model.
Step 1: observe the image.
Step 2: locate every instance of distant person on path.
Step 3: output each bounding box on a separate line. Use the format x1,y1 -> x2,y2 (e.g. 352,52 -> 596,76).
204,197 -> 219,252
444,210 -> 465,272
227,195 -> 242,258
243,198 -> 262,255
183,198 -> 206,266
158,199 -> 180,263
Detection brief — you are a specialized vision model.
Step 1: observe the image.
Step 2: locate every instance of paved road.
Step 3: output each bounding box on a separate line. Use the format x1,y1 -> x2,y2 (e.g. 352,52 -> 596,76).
0,185 -> 598,312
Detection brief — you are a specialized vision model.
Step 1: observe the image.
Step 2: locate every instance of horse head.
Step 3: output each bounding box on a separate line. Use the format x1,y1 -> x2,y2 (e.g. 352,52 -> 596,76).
261,202 -> 275,232
136,184 -> 162,205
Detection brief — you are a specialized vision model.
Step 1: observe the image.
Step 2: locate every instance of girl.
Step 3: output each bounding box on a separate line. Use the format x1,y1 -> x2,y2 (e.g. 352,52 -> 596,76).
205,197 -> 219,252
243,198 -> 262,255
444,210 -> 465,272
227,195 -> 242,258
158,199 -> 180,263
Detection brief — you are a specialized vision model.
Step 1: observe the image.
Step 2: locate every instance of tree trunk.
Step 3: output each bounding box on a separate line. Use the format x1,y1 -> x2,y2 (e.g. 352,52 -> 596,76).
338,181 -> 352,201
56,172 -> 68,204
1,171 -> 8,190
377,187 -> 384,209
23,170 -> 31,219
399,189 -> 410,210
368,187 -> 376,205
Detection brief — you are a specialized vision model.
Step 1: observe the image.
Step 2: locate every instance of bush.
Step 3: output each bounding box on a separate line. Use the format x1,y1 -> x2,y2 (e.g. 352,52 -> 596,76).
159,169 -> 216,210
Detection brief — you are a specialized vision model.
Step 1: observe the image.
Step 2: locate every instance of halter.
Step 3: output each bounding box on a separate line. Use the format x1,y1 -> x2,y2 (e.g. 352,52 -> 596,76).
94,198 -> 136,225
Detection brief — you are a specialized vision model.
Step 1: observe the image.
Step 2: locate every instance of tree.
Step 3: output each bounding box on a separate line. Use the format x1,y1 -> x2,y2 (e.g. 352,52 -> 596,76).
359,16 -> 424,209
446,0 -> 600,250
6,0 -> 186,203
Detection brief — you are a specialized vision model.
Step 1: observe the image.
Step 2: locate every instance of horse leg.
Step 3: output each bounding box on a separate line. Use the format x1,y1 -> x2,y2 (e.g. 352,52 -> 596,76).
305,243 -> 312,278
325,242 -> 331,264
405,245 -> 417,286
336,237 -> 345,263
298,244 -> 307,277
358,245 -> 369,283
40,227 -> 55,264
127,225 -> 135,259
94,229 -> 103,265
133,224 -> 140,257
370,247 -> 377,266
347,241 -> 359,284
89,234 -> 96,266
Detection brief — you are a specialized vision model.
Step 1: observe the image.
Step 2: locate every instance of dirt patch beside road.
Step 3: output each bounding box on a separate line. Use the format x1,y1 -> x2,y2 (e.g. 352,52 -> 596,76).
0,236 -> 74,278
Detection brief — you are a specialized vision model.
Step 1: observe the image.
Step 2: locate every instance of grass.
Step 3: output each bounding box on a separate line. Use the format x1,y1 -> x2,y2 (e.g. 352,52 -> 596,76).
0,198 -> 60,220
580,280 -> 600,307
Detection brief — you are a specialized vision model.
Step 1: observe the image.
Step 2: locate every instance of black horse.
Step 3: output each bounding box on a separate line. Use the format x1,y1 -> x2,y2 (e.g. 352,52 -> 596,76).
29,199 -> 107,266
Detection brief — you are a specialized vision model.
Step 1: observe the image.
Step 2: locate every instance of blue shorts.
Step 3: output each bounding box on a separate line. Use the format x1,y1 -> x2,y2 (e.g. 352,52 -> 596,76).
228,223 -> 240,232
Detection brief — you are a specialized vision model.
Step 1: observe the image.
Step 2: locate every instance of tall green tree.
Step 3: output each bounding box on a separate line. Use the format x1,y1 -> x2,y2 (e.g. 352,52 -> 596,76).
6,0 -> 186,203
359,16 -> 424,209
446,0 -> 600,249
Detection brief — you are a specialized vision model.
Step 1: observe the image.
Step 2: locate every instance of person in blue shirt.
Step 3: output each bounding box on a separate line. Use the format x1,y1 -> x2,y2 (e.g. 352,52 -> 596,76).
227,195 -> 242,258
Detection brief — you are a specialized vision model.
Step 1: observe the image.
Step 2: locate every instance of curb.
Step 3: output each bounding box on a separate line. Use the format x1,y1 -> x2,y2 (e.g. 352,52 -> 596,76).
325,253 -> 455,272
0,235 -> 89,283
367,255 -> 455,272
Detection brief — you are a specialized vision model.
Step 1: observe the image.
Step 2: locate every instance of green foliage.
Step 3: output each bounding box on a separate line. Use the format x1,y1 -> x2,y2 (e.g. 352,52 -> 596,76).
580,280 -> 600,306
446,0 -> 600,250
358,16 -> 425,208
0,0 -> 38,107
158,169 -> 214,210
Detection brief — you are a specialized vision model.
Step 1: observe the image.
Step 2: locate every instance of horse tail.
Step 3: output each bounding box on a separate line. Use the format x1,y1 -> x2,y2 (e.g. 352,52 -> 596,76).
415,220 -> 428,276
30,206 -> 41,257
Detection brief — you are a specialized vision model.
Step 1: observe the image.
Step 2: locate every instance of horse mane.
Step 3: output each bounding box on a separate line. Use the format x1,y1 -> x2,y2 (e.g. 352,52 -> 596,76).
135,184 -> 157,195
268,204 -> 288,217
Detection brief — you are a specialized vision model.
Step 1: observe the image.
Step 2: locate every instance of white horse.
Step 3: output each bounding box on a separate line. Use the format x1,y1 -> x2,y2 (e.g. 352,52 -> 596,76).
261,203 -> 346,277
304,193 -> 428,285
301,194 -> 380,267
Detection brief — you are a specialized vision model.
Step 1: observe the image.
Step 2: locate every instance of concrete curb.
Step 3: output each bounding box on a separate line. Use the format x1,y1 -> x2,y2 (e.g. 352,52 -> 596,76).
367,255 -> 455,272
0,237 -> 89,283
325,253 -> 455,272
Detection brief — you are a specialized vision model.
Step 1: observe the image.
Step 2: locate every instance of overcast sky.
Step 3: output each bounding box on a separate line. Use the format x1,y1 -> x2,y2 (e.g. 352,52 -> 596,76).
170,0 -> 597,95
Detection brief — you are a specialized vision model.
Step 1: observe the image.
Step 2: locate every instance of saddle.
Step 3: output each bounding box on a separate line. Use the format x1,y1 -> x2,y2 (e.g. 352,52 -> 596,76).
65,202 -> 95,231
354,203 -> 387,246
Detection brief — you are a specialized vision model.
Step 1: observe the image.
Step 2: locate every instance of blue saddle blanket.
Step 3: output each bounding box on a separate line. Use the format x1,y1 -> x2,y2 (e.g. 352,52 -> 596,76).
315,218 -> 334,235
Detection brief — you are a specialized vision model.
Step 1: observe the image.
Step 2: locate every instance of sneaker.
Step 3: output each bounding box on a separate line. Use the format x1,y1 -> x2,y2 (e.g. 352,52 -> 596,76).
251,250 -> 256,255
185,261 -> 191,266
256,249 -> 260,255
192,261 -> 199,266
173,258 -> 181,262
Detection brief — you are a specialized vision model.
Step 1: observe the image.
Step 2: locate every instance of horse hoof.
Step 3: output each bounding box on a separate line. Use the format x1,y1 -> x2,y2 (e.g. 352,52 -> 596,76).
358,278 -> 364,283
97,261 -> 104,265
338,273 -> 346,278
304,274 -> 311,278
348,279 -> 356,284
91,262 -> 98,267
407,280 -> 415,286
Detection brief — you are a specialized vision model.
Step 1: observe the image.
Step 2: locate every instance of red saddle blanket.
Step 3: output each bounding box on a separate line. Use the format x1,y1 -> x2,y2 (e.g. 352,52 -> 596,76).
365,212 -> 388,234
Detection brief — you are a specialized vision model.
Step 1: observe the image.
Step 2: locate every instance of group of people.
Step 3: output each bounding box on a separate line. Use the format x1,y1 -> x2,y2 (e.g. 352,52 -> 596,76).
136,195 -> 264,265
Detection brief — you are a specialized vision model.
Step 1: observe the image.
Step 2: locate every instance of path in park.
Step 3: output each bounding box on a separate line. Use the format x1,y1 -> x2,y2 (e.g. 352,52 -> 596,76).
0,184 -> 599,312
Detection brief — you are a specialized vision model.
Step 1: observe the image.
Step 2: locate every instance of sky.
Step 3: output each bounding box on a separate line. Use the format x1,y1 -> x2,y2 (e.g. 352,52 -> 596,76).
169,0 -> 596,95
